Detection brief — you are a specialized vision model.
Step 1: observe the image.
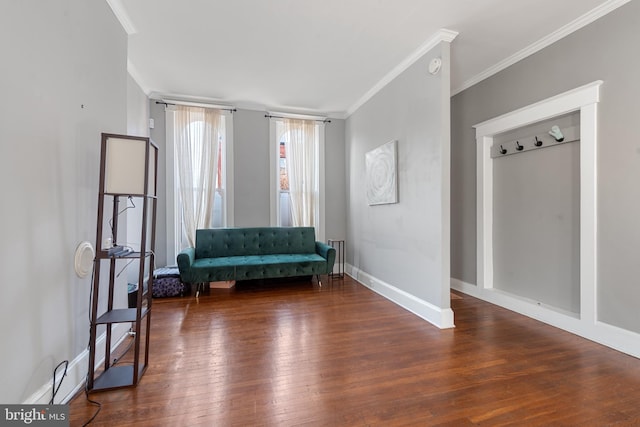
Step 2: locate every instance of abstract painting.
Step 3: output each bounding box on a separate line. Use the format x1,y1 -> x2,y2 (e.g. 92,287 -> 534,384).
366,140 -> 398,205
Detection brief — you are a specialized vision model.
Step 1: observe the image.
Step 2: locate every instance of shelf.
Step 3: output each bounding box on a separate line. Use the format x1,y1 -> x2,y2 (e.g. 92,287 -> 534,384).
96,307 -> 149,324
88,133 -> 157,392
92,364 -> 147,391
96,250 -> 153,260
104,192 -> 158,199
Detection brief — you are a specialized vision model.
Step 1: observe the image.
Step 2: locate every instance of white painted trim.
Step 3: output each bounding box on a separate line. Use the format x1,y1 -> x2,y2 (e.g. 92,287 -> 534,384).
473,81 -> 604,351
580,102 -> 598,324
348,264 -> 455,329
106,0 -> 137,34
452,0 -> 630,95
451,278 -> 640,359
476,136 -> 493,290
24,324 -> 130,404
474,81 -> 603,136
346,29 -> 458,117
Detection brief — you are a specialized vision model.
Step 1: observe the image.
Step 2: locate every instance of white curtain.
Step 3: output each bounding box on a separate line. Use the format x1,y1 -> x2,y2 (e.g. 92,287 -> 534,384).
283,118 -> 317,227
174,105 -> 222,247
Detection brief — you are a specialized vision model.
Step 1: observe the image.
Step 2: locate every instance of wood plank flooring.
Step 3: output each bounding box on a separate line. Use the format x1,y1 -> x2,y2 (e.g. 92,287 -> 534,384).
69,276 -> 640,426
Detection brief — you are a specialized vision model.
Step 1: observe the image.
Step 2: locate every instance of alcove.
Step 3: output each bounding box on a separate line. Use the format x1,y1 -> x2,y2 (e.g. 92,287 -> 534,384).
492,112 -> 580,315
466,81 -> 601,335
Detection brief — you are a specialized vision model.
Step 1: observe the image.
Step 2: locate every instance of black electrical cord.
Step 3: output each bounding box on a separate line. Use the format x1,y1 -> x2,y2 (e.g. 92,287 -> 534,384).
116,257 -> 136,278
82,380 -> 102,426
49,360 -> 69,404
108,196 -> 136,243
116,248 -> 157,278
112,335 -> 135,366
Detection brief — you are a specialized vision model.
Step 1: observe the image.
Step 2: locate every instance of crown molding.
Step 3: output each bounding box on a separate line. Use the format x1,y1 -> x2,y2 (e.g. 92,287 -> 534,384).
106,0 -> 137,35
345,28 -> 458,118
452,0 -> 632,95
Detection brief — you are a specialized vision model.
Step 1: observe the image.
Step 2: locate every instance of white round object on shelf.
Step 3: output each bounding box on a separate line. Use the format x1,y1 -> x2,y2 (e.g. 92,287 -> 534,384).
74,241 -> 95,278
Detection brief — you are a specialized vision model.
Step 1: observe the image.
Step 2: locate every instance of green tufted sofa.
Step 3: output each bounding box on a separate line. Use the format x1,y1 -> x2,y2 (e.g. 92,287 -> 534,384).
177,227 -> 336,292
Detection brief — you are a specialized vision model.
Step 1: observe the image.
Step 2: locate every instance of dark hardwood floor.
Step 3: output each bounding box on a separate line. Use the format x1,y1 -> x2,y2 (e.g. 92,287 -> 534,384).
69,276 -> 640,426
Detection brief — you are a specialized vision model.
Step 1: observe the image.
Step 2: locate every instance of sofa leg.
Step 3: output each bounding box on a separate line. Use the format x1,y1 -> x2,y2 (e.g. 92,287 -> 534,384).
316,274 -> 322,287
195,282 -> 204,298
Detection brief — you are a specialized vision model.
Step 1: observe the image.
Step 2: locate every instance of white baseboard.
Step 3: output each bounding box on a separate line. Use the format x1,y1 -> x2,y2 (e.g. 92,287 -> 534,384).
24,323 -> 131,405
451,278 -> 640,359
347,264 -> 454,329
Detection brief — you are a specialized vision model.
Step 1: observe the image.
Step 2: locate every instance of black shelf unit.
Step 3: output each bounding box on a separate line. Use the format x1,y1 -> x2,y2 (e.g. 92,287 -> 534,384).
87,133 -> 158,392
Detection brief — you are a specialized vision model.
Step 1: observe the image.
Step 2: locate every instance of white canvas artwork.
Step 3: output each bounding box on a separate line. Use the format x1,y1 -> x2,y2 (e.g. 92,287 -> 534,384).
366,140 -> 398,205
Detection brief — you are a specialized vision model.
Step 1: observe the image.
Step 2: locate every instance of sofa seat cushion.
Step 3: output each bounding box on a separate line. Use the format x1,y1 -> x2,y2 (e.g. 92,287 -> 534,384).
190,253 -> 328,282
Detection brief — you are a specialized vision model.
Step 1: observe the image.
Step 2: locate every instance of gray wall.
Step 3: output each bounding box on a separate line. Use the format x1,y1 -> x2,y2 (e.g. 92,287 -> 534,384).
451,1 -> 640,332
125,75 -> 150,282
492,114 -> 580,313
127,75 -> 150,138
325,119 -> 347,241
0,0 -> 127,402
346,42 -> 450,307
233,110 -> 271,227
150,106 -> 347,265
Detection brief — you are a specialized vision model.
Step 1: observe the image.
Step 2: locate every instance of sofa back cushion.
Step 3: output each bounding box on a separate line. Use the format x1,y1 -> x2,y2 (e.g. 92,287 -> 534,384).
195,227 -> 317,258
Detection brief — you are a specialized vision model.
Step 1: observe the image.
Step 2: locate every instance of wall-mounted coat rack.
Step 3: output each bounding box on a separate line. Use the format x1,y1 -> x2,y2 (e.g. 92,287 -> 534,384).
491,125 -> 579,159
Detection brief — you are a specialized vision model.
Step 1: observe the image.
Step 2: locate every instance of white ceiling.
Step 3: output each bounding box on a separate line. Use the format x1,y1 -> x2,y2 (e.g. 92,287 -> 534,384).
114,0 -> 623,117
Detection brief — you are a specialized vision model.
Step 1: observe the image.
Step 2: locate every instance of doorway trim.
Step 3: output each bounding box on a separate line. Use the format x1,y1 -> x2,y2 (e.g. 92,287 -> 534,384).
454,81 -> 607,342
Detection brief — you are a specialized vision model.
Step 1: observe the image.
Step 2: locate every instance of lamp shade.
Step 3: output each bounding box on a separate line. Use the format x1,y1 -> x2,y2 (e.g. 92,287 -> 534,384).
102,134 -> 157,196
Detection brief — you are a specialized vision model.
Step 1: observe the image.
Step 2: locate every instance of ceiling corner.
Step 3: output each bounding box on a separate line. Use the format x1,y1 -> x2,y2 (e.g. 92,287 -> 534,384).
127,60 -> 152,95
451,0 -> 631,95
345,29 -> 458,118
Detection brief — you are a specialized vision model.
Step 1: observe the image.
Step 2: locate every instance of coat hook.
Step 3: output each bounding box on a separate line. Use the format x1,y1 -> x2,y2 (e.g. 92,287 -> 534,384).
534,136 -> 543,147
516,141 -> 523,151
549,125 -> 564,142
500,145 -> 507,155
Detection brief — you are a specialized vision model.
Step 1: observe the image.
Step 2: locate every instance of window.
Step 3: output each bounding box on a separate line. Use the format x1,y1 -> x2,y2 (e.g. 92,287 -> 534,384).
270,116 -> 325,241
166,105 -> 234,263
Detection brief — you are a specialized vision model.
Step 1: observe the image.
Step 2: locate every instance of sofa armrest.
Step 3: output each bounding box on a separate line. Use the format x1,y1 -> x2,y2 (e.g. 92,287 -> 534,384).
315,241 -> 336,272
177,247 -> 196,280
